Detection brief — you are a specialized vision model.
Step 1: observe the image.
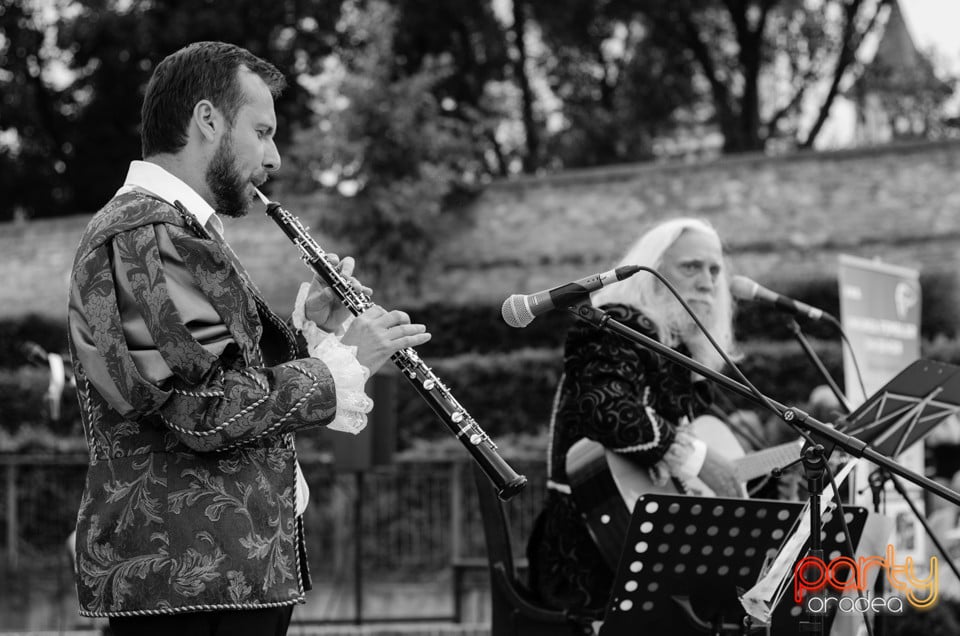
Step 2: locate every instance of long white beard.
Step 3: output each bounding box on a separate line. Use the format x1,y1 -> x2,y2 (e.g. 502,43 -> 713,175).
660,297 -> 726,371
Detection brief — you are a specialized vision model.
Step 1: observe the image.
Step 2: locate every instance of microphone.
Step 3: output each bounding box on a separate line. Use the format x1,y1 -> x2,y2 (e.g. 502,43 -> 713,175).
501,265 -> 641,328
730,275 -> 826,321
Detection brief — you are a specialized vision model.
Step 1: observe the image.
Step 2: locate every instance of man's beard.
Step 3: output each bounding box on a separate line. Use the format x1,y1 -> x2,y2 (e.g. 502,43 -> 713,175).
661,295 -> 728,370
662,296 -> 714,338
206,134 -> 250,218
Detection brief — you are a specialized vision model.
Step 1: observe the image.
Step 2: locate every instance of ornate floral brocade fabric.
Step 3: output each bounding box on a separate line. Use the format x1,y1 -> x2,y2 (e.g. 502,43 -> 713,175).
68,191 -> 338,616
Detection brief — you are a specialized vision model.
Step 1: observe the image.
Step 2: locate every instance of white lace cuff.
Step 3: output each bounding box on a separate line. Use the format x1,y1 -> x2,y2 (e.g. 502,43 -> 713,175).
293,283 -> 372,434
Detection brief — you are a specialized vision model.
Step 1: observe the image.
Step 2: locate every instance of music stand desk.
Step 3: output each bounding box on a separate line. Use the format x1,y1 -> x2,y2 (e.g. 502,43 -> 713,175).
600,494 -> 869,636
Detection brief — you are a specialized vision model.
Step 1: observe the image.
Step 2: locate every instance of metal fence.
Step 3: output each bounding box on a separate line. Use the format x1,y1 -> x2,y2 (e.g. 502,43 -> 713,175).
0,452 -> 548,630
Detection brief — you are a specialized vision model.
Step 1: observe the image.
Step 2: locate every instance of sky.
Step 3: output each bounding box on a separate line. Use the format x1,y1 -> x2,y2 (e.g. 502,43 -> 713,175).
814,0 -> 960,148
899,0 -> 960,71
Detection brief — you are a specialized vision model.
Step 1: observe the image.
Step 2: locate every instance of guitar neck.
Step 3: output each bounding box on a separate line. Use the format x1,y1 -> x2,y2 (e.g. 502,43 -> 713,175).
733,440 -> 803,483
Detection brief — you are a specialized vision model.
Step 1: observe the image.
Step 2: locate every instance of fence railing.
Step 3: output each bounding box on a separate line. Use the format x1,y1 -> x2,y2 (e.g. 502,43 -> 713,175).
0,451 -> 548,629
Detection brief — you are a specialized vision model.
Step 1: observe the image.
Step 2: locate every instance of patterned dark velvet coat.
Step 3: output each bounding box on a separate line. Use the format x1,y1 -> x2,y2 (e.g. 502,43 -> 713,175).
68,191 -> 337,617
527,304 -> 714,613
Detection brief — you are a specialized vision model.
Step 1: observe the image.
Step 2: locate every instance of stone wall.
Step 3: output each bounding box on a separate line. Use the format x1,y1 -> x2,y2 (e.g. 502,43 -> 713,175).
2,140 -> 959,320
421,139 -> 960,307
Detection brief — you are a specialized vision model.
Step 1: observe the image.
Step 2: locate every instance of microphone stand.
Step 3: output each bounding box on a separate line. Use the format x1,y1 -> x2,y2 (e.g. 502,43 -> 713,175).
786,319 -> 852,415
568,303 -> 960,636
788,317 -> 960,636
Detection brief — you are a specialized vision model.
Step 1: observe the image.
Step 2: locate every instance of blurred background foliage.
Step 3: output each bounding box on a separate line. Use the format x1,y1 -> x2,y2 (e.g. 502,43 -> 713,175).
5,10 -> 960,623
4,1 -> 957,208
3,0 -> 957,293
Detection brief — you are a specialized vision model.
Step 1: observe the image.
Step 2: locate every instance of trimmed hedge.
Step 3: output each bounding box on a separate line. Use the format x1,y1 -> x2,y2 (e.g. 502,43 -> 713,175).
0,313 -> 69,369
0,367 -> 81,437
4,268 -> 959,452
392,335 -> 960,446
9,335 -> 960,451
393,347 -> 565,449
1,268 -> 955,367
393,340 -> 842,444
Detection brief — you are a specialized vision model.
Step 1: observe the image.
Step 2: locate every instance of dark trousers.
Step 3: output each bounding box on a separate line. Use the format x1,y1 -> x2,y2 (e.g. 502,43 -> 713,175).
108,605 -> 294,636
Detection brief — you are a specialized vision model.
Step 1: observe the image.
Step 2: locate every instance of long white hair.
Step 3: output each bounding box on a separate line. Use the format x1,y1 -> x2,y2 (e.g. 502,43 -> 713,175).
590,217 -> 737,371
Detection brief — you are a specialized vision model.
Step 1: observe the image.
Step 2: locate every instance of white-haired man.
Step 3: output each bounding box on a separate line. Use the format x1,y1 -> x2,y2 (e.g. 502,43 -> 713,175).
527,217 -> 743,617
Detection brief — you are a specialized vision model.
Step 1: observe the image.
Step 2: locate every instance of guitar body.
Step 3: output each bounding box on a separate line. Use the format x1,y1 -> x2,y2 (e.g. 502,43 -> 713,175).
566,416 -> 800,570
604,416 -> 747,510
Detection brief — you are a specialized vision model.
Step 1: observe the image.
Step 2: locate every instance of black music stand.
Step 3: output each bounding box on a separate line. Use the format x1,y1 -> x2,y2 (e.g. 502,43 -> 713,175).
599,494 -> 869,636
842,359 -> 960,457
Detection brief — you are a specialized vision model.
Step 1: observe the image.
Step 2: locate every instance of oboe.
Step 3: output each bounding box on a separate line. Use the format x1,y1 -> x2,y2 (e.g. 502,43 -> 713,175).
257,190 -> 527,501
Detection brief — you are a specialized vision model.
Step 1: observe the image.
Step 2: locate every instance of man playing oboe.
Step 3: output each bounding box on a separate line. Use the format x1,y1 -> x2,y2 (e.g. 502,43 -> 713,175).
66,41 -> 430,636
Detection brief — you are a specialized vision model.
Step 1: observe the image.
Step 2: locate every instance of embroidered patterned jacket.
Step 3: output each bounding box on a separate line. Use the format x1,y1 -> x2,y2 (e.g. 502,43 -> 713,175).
546,303 -> 713,487
529,303 -> 716,612
68,190 -> 337,617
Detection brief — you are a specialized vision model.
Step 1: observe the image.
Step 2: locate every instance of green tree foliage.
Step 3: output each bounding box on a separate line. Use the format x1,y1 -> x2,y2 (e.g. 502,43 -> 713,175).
529,0 -> 893,159
0,0 -> 70,218
284,1 -> 487,295
386,0 -> 519,174
2,0 -> 954,222
1,0 -> 341,220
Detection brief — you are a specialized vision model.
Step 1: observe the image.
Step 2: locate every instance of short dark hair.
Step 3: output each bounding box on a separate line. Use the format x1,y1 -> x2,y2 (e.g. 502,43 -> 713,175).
140,41 -> 286,157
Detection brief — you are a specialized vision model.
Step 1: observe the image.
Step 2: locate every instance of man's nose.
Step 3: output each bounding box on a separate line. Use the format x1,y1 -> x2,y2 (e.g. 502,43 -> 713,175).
696,270 -> 715,291
264,140 -> 281,172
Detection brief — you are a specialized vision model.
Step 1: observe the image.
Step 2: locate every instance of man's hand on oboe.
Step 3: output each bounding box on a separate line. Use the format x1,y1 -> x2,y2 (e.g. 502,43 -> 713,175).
342,306 -> 431,374
302,255 -> 371,333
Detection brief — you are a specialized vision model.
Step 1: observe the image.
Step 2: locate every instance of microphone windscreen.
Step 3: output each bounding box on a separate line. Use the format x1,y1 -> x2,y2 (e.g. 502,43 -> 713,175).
729,275 -> 759,301
501,295 -> 534,328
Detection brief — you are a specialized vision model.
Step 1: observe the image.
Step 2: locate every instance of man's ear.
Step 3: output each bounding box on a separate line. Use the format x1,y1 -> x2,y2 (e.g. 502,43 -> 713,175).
193,100 -> 222,142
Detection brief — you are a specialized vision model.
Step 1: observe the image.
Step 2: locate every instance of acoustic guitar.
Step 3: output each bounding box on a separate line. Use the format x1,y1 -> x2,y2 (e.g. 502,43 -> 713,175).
565,415 -> 803,569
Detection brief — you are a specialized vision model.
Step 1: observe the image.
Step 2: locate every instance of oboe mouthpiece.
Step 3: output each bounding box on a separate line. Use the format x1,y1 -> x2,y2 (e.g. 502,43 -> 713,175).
253,188 -> 271,205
